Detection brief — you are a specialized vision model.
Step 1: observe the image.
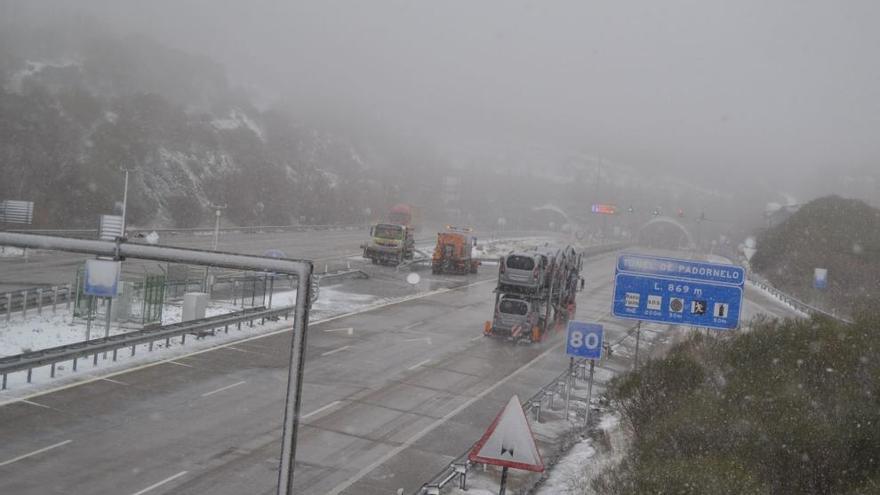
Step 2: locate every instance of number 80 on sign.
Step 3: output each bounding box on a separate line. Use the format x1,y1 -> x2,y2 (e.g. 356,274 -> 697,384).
566,321 -> 603,359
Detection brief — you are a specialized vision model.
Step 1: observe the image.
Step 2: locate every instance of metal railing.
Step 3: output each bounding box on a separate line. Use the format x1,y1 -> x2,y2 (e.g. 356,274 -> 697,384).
1,284 -> 73,322
0,305 -> 293,389
748,274 -> 853,324
0,231 -> 313,495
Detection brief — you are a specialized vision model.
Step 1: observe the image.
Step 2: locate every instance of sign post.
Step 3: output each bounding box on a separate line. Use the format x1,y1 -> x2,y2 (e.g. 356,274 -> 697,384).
612,254 -> 745,330
633,321 -> 641,370
565,321 -> 603,426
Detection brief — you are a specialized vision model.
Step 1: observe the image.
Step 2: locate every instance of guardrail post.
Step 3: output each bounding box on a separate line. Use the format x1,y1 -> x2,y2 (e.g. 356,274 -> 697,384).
52,286 -> 58,314
584,359 -> 596,427
5,293 -> 11,323
21,290 -> 28,319
633,321 -> 641,370
26,368 -> 32,383
564,358 -> 574,419
453,463 -> 468,490
36,288 -> 43,315
51,363 -> 56,377
1,373 -> 6,389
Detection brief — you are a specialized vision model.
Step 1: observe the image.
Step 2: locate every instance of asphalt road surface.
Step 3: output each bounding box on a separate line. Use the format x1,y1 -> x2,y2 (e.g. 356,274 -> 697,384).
0,250 -> 797,495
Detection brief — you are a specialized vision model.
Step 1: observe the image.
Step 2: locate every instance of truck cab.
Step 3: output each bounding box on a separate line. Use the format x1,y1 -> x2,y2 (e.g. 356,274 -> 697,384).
432,226 -> 479,274
363,223 -> 415,265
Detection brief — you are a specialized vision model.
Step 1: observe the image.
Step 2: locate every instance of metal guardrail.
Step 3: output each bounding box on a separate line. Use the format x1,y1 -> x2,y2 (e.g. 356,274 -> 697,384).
1,284 -> 73,321
748,274 -> 853,324
0,305 -> 293,389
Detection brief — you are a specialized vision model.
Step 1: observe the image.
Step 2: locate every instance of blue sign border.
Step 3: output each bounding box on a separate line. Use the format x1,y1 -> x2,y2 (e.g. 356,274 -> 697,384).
566,321 -> 603,359
612,254 -> 746,330
617,253 -> 745,287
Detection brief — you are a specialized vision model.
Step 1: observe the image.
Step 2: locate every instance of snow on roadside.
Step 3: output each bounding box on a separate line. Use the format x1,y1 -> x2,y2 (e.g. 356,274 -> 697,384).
0,246 -> 24,257
535,413 -> 624,495
0,284 -> 394,396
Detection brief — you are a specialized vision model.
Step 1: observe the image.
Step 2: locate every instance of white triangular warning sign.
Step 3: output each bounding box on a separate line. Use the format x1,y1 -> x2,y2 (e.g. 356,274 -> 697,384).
468,395 -> 544,472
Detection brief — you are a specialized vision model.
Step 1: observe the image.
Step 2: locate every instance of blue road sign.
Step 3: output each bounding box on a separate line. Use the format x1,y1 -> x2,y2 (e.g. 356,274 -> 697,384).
566,321 -> 603,359
612,254 -> 745,330
813,268 -> 828,290
83,259 -> 121,298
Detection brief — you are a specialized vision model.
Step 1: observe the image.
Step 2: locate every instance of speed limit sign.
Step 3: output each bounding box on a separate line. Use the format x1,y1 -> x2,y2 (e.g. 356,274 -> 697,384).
566,321 -> 603,359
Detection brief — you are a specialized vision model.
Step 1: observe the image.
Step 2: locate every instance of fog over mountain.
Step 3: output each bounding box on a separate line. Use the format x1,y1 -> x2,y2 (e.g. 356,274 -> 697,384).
2,1 -> 878,228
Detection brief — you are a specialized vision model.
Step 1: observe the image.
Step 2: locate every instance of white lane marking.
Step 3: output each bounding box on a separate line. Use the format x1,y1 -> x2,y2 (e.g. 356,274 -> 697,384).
407,359 -> 431,370
0,440 -> 72,467
470,336 -> 484,342
402,337 -> 432,344
200,381 -> 246,398
0,278 -> 496,408
400,321 -> 423,331
324,337 -> 570,495
301,400 -> 342,420
20,399 -> 51,409
320,345 -> 351,357
129,470 -> 188,495
100,377 -> 128,385
224,346 -> 251,353
323,327 -> 354,335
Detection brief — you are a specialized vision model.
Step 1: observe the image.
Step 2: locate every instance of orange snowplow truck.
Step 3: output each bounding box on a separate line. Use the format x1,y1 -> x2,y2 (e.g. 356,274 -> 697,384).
432,226 -> 480,275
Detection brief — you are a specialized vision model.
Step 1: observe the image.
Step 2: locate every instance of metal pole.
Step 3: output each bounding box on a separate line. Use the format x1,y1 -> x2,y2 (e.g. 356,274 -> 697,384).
584,359 -> 596,427
268,276 -> 274,309
104,297 -> 113,357
212,208 -> 221,251
498,466 -> 509,495
205,204 -> 225,288
633,321 -> 641,370
121,169 -> 129,234
85,296 -> 94,342
277,265 -> 313,495
564,357 -> 574,420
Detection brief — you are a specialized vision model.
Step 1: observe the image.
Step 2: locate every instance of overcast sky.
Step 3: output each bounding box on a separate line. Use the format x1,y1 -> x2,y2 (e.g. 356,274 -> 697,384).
17,0 -> 880,197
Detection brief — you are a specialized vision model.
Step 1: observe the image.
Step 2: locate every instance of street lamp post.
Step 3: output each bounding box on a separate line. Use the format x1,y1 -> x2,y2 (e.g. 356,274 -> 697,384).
120,169 -> 130,234
203,204 -> 227,291
211,204 -> 227,251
